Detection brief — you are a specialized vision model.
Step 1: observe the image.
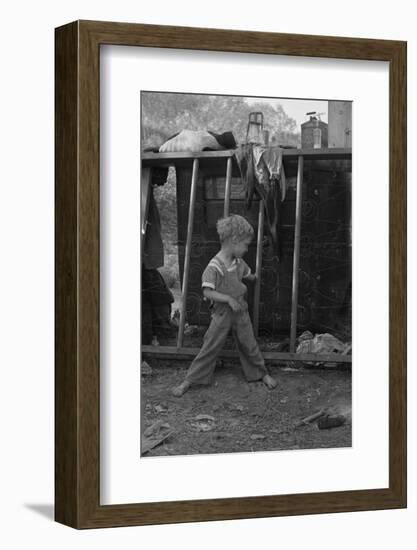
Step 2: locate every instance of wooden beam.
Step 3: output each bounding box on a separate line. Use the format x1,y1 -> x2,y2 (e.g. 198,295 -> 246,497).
142,147 -> 352,165
142,345 -> 352,364
290,155 -> 304,352
253,200 -> 264,336
142,150 -> 235,163
223,156 -> 232,217
177,159 -> 199,348
280,147 -> 351,159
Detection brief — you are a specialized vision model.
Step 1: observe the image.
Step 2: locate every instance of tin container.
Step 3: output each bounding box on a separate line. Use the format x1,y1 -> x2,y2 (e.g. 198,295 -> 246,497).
301,116 -> 328,149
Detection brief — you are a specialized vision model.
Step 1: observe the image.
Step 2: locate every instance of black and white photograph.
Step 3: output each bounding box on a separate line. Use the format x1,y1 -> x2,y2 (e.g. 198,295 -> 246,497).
140,91 -> 352,457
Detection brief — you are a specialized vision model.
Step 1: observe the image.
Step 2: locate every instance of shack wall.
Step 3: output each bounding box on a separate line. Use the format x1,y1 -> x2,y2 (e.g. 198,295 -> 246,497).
176,158 -> 351,339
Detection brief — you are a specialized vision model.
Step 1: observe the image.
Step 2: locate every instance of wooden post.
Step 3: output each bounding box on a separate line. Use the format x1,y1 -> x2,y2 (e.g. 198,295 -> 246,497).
290,155 -> 304,352
223,156 -> 232,217
141,166 -> 152,248
253,200 -> 264,336
177,159 -> 199,348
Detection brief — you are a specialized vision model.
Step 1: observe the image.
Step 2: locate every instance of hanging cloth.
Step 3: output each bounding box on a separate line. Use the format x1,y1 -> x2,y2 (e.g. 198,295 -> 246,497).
235,144 -> 287,260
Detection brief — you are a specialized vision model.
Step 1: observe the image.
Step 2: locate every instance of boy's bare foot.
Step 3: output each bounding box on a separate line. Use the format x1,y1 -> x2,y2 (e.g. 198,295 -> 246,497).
262,374 -> 277,389
172,380 -> 191,397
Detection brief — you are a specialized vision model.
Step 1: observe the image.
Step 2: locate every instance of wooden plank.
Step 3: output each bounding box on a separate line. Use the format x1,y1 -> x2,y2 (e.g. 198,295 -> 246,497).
204,176 -> 247,200
253,201 -> 265,336
290,155 -> 304,352
328,101 -> 352,148
142,147 -> 352,166
223,156 -> 233,216
141,430 -> 174,455
55,20 -> 79,529
177,159 -> 199,348
142,150 -> 235,163
142,345 -> 352,363
278,147 -> 351,159
206,200 -> 260,228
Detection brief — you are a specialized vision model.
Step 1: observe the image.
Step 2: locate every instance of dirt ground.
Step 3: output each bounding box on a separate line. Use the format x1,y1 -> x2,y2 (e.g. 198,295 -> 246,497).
141,359 -> 352,457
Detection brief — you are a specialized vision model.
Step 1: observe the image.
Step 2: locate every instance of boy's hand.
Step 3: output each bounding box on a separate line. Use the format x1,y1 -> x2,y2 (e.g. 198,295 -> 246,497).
228,297 -> 242,312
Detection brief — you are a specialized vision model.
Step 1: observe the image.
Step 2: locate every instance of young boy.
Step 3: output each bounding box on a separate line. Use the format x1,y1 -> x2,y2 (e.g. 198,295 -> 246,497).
172,214 -> 277,397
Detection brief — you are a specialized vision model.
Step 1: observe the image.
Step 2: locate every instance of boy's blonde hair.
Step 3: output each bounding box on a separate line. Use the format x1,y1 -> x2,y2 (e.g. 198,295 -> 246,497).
216,214 -> 254,243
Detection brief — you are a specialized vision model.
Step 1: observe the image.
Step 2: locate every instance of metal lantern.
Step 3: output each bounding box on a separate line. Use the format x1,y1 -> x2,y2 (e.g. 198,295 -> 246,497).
246,112 -> 264,144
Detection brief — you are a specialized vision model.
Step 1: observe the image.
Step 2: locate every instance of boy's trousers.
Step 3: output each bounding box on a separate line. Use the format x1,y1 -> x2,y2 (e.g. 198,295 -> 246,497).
185,304 -> 267,385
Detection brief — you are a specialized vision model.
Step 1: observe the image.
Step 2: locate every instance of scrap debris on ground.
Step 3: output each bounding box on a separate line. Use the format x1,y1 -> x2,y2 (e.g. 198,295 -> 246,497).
140,359 -> 352,457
